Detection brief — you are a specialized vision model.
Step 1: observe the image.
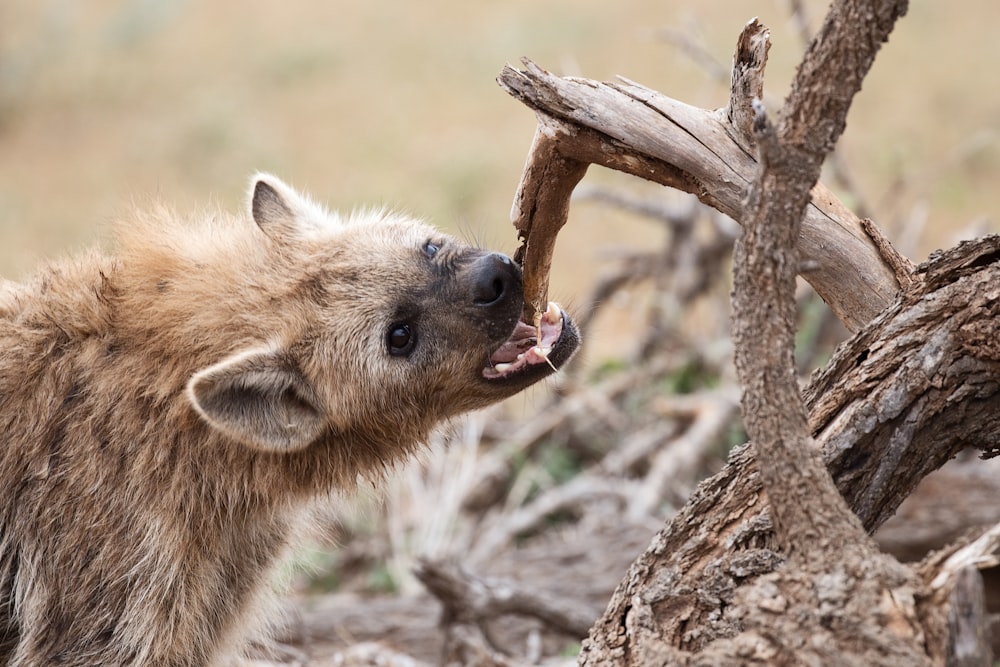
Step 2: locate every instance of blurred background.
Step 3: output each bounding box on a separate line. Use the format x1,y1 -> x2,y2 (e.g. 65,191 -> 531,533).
4,1 -> 1000,663
3,1 -> 999,324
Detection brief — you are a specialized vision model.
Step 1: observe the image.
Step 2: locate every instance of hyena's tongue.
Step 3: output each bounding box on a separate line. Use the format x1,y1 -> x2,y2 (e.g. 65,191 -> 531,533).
483,302 -> 564,379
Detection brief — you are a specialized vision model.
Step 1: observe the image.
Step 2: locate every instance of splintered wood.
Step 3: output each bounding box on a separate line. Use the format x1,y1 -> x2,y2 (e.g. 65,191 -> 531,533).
509,122 -> 587,328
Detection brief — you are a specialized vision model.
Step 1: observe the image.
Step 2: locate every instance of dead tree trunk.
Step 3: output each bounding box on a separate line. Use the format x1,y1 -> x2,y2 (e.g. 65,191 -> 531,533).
499,0 -> 1000,664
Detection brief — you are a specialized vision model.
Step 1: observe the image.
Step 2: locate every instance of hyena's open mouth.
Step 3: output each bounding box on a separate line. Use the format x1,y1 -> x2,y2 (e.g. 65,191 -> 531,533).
482,301 -> 577,380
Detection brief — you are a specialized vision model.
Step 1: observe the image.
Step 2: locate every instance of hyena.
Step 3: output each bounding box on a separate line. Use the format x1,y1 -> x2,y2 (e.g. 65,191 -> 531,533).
0,175 -> 579,666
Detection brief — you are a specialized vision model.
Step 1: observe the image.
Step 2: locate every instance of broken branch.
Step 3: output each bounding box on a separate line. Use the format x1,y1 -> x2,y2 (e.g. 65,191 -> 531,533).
498,20 -> 902,332
415,559 -> 595,640
509,121 -> 588,325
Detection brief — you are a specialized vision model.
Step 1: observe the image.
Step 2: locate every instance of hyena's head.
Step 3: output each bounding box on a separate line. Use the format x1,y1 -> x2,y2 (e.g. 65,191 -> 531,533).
184,175 -> 579,459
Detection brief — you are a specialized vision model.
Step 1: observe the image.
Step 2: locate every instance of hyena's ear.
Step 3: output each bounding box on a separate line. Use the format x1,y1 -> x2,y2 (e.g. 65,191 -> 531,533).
187,347 -> 326,452
249,173 -> 332,239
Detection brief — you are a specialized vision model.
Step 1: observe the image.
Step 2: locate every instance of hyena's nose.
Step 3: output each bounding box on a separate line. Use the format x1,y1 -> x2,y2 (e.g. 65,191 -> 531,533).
470,252 -> 521,308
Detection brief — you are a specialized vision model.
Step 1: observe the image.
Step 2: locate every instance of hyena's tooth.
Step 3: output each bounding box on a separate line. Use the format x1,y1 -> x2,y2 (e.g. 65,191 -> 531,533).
545,301 -> 561,323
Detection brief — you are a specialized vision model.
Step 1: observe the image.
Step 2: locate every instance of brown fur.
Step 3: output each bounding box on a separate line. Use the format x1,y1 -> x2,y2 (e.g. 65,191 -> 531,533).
0,175 -> 578,666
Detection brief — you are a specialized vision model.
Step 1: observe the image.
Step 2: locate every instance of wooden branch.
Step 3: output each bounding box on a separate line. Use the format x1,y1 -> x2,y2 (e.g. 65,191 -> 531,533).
725,18 -> 770,153
720,0 -> 927,661
577,233 -> 1000,664
439,624 -> 522,667
943,567 -> 991,667
734,0 -> 907,559
462,356 -> 677,515
734,94 -> 862,555
495,1 -> 1000,662
918,522 -> 1000,665
471,476 -> 637,560
330,642 -> 433,667
498,20 -> 902,332
876,458 -> 1000,562
804,238 -> 1000,528
572,184 -> 701,229
509,122 -> 588,325
414,559 -> 596,640
478,1 -> 1000,663
862,217 -> 917,288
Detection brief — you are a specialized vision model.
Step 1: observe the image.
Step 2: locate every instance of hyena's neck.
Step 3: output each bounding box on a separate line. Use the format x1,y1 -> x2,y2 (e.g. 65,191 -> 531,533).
0,222 -> 430,664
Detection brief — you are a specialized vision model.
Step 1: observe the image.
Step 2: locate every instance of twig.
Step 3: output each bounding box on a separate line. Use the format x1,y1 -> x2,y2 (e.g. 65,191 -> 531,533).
471,476 -> 640,560
943,567 -> 990,667
574,253 -> 661,337
462,356 -> 678,514
917,522 -> 1000,665
655,25 -> 731,84
861,217 -> 917,289
599,420 -> 679,479
572,188 -> 737,358
572,185 -> 700,229
414,559 -> 597,639
440,624 -> 520,667
634,388 -> 741,514
330,642 -> 431,667
924,522 -> 1000,591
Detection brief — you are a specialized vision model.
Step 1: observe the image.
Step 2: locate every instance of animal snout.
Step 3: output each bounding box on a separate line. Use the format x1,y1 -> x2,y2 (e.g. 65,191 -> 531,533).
470,252 -> 521,308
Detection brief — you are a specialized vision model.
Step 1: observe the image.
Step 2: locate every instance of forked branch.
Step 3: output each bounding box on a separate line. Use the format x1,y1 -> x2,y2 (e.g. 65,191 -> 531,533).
498,19 -> 905,333
499,2 -> 1000,665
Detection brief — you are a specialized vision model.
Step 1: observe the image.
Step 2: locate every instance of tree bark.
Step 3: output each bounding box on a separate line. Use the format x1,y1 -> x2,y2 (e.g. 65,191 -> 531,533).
497,1 -> 1000,665
720,0 -> 930,663
569,235 -> 1000,664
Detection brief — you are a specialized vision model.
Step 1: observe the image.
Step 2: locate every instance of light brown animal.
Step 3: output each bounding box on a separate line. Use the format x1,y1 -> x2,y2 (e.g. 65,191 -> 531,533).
0,175 -> 579,666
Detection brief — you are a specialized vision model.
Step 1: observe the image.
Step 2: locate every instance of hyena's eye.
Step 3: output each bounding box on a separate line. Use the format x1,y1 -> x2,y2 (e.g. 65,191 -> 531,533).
387,323 -> 416,357
424,240 -> 441,259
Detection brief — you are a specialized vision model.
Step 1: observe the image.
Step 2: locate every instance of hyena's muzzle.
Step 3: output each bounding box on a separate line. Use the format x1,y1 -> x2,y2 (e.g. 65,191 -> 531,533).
457,249 -> 579,395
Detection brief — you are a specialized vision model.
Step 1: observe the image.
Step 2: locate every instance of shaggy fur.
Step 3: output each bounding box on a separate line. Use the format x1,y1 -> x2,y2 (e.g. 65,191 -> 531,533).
0,175 -> 578,666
